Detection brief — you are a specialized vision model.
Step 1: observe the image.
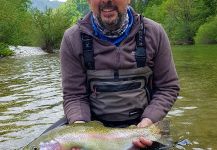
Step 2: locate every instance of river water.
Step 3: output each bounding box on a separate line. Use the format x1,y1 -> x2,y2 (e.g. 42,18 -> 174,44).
0,45 -> 217,149
0,54 -> 63,149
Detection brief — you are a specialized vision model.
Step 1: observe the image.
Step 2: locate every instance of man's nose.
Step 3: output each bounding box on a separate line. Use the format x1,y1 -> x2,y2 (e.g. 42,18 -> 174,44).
101,0 -> 113,5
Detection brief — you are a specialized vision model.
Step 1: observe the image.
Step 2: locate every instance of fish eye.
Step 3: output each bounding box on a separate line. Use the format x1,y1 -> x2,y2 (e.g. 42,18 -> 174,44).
31,146 -> 39,150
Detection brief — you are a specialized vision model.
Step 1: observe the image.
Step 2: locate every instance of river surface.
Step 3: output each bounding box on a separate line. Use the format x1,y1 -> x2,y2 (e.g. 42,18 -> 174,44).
0,45 -> 217,149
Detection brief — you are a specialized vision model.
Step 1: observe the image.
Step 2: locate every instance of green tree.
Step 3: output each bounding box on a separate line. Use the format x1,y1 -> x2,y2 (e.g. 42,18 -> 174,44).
195,15 -> 217,44
57,0 -> 81,24
33,9 -> 66,52
74,0 -> 89,16
130,0 -> 149,14
161,0 -> 206,44
32,1 -> 81,52
0,0 -> 33,46
143,0 -> 165,23
203,0 -> 217,17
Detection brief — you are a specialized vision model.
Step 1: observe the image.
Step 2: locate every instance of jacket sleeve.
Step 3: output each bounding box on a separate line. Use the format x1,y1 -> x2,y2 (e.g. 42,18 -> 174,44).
60,29 -> 91,124
142,24 -> 180,123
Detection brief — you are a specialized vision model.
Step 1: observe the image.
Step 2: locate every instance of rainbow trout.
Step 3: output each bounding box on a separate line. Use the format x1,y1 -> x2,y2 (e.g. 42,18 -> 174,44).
23,121 -> 171,150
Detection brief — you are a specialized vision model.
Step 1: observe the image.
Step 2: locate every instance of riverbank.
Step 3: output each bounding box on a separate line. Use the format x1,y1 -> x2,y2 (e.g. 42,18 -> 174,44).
9,46 -> 48,57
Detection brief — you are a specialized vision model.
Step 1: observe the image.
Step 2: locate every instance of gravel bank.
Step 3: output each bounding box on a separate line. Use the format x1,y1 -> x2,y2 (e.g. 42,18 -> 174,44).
9,46 -> 47,57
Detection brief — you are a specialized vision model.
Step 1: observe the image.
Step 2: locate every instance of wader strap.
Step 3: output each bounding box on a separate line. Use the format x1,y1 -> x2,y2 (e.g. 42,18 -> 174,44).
135,15 -> 146,68
81,33 -> 95,70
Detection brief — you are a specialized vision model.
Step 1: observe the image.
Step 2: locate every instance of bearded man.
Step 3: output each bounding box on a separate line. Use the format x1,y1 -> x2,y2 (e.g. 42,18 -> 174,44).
60,0 -> 180,149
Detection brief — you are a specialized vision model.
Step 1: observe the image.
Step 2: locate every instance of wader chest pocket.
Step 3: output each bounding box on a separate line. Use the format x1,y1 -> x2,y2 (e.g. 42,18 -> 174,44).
93,82 -> 141,92
87,68 -> 152,122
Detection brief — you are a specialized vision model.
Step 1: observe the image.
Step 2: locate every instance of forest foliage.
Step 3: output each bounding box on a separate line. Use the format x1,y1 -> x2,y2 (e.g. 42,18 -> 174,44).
0,0 -> 216,54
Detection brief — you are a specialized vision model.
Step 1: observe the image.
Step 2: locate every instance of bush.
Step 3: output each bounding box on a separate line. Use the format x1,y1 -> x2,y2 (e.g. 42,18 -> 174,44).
195,16 -> 217,44
0,43 -> 14,57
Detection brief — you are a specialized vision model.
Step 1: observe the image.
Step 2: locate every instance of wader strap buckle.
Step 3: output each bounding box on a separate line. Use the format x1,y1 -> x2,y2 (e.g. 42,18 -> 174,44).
135,15 -> 146,68
81,33 -> 95,70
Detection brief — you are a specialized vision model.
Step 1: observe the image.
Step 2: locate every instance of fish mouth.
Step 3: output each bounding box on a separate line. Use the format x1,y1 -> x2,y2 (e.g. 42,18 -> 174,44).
39,140 -> 61,150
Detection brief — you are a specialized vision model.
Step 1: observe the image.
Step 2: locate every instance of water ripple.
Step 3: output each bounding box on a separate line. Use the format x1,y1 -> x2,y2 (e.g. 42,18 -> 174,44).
0,54 -> 63,149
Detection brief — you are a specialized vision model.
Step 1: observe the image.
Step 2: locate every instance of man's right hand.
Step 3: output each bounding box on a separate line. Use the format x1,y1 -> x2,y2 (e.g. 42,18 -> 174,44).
74,121 -> 85,123
132,118 -> 153,148
71,148 -> 81,150
71,121 -> 85,150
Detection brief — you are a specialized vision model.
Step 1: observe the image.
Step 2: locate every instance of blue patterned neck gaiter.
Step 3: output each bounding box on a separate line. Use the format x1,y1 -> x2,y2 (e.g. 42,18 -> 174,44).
91,7 -> 134,46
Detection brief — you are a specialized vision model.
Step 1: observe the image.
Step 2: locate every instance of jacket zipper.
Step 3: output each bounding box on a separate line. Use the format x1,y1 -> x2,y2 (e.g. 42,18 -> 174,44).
116,47 -> 121,69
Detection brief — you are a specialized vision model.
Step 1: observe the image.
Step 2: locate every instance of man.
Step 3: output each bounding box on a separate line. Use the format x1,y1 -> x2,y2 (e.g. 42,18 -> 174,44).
60,0 -> 179,149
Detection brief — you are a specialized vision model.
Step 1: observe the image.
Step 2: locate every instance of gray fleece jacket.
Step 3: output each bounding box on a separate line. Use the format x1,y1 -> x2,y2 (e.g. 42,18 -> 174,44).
60,10 -> 180,124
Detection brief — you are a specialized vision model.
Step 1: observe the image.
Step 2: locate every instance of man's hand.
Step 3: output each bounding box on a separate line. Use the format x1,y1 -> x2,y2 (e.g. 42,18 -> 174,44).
132,118 -> 153,148
73,121 -> 85,124
71,121 -> 85,150
137,118 -> 153,128
71,148 -> 80,150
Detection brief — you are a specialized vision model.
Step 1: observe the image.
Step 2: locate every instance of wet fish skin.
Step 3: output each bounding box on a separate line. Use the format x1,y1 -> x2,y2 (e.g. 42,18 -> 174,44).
23,121 -> 170,150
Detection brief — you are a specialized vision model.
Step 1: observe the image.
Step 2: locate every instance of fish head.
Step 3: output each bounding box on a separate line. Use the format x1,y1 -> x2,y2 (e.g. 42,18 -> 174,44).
28,140 -> 62,150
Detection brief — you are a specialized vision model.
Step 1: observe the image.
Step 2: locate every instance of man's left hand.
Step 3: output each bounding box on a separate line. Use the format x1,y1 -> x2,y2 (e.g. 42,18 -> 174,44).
132,118 -> 153,148
137,118 -> 153,128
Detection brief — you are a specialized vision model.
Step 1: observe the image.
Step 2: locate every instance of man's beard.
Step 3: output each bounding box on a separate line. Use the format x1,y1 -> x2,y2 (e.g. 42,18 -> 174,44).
97,1 -> 126,31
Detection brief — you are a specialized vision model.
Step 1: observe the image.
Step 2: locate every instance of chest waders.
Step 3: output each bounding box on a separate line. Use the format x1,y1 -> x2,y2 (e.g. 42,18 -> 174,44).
40,18 -> 170,150
81,18 -> 153,127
